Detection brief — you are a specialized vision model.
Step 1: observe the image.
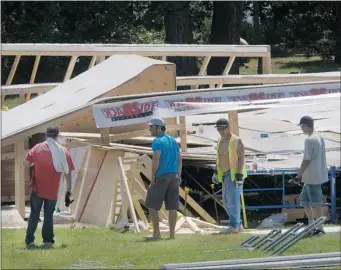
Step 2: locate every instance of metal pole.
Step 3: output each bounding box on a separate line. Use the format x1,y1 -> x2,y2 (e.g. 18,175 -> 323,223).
282,172 -> 285,207
330,166 -> 336,223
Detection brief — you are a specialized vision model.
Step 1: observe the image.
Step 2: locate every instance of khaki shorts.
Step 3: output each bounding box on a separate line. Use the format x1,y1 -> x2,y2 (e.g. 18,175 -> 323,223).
145,173 -> 180,210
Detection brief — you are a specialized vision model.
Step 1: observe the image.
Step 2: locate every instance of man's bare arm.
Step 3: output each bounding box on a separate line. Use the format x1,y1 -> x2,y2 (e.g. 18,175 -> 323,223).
65,173 -> 72,193
297,160 -> 310,179
178,152 -> 182,175
152,151 -> 161,182
23,159 -> 33,167
237,138 -> 245,174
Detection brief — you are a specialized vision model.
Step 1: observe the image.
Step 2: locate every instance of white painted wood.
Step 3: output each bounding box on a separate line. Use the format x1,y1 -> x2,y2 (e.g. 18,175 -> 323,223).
2,43 -> 270,57
2,55 -> 166,139
3,72 -> 339,96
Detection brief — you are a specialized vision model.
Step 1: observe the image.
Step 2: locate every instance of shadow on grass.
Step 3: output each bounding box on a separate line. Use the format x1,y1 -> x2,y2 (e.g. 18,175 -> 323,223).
280,59 -> 340,73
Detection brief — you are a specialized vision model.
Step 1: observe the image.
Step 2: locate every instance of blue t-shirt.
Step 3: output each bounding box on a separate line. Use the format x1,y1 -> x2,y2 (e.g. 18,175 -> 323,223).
152,133 -> 180,177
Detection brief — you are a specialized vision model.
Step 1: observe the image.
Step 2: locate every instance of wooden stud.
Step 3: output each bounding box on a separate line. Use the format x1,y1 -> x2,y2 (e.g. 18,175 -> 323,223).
63,56 -> 78,82
88,56 -> 97,69
179,116 -> 187,152
228,110 -> 239,136
194,56 -> 211,89
14,139 -> 26,219
26,56 -> 41,101
3,55 -> 21,103
6,55 -> 21,86
217,56 -> 235,88
100,128 -> 110,145
262,54 -> 272,74
117,157 -> 140,232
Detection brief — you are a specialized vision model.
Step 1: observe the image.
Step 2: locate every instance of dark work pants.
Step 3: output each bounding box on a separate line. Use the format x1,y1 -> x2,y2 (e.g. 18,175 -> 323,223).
25,191 -> 57,245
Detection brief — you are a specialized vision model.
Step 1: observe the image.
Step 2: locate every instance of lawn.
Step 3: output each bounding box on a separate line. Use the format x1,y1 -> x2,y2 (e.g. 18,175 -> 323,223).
2,228 -> 341,269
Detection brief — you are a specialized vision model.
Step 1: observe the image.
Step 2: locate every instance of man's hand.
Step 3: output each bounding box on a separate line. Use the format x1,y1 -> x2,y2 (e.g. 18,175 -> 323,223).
235,173 -> 244,186
212,172 -> 219,184
65,191 -> 74,207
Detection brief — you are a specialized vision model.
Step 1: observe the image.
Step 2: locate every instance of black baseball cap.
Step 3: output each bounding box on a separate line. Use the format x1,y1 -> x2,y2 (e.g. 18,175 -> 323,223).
298,116 -> 314,126
214,118 -> 229,128
46,126 -> 60,136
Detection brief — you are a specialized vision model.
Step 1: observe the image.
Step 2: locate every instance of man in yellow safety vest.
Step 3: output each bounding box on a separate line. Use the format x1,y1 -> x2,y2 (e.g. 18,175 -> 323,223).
212,118 -> 247,233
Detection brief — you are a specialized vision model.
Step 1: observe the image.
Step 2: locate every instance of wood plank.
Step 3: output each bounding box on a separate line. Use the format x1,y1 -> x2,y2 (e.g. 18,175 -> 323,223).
6,55 -> 21,85
2,43 -> 270,57
14,140 -> 26,218
217,56 -> 235,88
73,147 -> 106,221
63,56 -> 78,82
27,56 -> 41,101
80,150 -> 123,226
228,110 -> 239,136
100,128 -> 110,144
179,117 -> 187,152
117,157 -> 140,232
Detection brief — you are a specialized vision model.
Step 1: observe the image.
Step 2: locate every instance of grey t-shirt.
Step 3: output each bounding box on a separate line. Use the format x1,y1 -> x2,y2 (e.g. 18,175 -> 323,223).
302,132 -> 328,185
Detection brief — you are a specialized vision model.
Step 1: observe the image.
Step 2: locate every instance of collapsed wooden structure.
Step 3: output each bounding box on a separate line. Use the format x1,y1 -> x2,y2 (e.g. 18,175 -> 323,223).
2,43 -> 340,232
65,143 -> 222,233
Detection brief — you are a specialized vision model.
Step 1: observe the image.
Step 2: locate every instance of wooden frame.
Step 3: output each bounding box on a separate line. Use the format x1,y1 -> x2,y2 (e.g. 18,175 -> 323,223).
1,43 -> 272,103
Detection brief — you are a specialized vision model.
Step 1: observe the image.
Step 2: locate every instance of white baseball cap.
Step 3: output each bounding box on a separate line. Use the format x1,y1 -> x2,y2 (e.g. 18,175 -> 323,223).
148,117 -> 166,127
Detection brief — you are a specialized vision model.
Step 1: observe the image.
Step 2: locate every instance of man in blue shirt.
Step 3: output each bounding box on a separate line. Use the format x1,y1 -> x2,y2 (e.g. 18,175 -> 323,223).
145,117 -> 182,240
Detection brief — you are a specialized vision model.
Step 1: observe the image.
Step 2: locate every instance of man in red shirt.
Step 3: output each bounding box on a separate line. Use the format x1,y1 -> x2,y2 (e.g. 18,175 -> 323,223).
24,126 -> 75,249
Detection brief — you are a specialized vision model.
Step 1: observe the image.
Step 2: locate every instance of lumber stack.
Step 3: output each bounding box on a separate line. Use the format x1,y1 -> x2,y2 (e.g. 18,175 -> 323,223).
66,145 -> 221,234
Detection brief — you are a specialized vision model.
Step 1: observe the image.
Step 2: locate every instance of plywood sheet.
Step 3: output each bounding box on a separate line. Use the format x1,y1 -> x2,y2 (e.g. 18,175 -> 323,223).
80,150 -> 124,226
72,147 -> 107,220
2,55 -> 175,140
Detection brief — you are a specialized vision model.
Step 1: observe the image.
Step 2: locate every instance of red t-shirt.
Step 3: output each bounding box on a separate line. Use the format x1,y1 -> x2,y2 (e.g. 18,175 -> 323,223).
25,142 -> 75,200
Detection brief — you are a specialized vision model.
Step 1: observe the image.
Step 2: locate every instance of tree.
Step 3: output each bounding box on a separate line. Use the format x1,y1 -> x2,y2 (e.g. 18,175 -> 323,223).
335,2 -> 341,64
162,1 -> 198,80
207,1 -> 244,76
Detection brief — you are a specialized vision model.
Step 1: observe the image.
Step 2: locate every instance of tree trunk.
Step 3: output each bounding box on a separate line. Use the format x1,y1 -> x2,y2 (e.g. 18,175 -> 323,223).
207,1 -> 244,76
253,1 -> 263,74
163,1 -> 198,89
335,2 -> 341,64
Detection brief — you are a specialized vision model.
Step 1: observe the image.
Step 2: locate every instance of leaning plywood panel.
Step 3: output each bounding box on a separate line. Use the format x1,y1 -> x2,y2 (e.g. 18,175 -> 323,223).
80,150 -> 124,227
2,55 -> 175,142
72,147 -> 107,221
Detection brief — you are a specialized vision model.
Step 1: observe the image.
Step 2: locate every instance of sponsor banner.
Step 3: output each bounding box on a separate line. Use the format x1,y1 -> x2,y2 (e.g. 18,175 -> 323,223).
91,82 -> 340,128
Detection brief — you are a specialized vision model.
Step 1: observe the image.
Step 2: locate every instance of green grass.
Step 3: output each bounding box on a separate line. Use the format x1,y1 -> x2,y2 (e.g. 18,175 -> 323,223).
2,228 -> 341,269
240,55 -> 340,74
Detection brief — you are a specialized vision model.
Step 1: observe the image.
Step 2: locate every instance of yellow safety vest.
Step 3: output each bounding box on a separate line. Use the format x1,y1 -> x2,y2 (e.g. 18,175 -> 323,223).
216,134 -> 247,183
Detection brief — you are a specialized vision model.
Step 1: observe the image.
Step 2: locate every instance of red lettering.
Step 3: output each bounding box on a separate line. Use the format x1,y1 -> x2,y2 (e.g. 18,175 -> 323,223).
310,88 -> 319,95
103,109 -> 114,118
122,103 -> 133,116
258,92 -> 265,99
131,102 -> 142,115
319,88 -> 327,94
248,93 -> 258,100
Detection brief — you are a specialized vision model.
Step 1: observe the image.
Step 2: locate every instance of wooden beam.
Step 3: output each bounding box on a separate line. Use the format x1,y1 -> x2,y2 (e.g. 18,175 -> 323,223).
100,128 -> 110,145
228,110 -> 239,136
179,117 -> 187,152
88,56 -> 97,69
117,157 -> 140,232
63,56 -> 78,82
2,44 -> 271,57
14,140 -> 26,219
26,55 -> 41,101
6,55 -> 21,86
262,53 -> 272,74
217,56 -> 235,88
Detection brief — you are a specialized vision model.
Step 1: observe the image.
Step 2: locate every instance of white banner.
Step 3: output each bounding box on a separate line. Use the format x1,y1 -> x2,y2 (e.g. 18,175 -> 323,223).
91,81 -> 340,128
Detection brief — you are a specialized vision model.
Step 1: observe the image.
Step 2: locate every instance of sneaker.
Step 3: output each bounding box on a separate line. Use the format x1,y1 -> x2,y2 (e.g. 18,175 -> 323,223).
26,243 -> 36,249
312,228 -> 326,236
41,242 -> 54,249
221,226 -> 240,234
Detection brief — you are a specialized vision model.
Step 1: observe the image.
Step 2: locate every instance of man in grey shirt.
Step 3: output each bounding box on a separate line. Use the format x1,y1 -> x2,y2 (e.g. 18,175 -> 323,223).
296,115 -> 328,235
